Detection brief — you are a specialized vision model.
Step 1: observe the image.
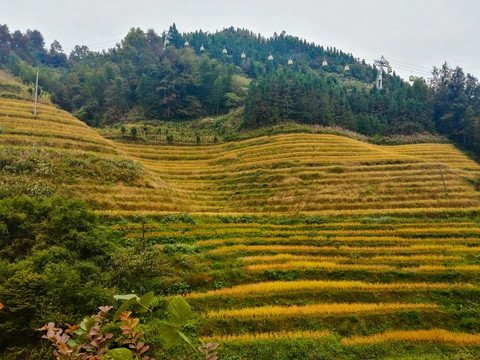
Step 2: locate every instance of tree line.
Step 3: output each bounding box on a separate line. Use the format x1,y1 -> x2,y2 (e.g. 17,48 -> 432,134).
243,68 -> 435,136
0,24 -> 372,125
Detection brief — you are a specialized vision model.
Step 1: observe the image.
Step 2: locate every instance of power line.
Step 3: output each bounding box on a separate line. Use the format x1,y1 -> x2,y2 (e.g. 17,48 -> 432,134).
388,58 -> 432,72
266,169 -> 431,204
445,169 -> 475,182
63,39 -> 121,54
364,57 -> 432,77
388,62 -> 431,76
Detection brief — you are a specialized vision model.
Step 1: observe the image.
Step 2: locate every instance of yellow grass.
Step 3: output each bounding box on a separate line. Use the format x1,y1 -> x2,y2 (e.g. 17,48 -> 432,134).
0,100 -> 114,147
233,228 -> 480,237
342,329 -> 480,345
245,261 -> 395,272
208,244 -> 480,255
404,265 -> 480,273
246,262 -> 480,273
198,236 -> 479,247
111,130 -> 480,214
0,98 -> 190,210
239,254 -> 463,264
186,280 -> 474,298
3,98 -> 480,215
203,302 -> 438,320
202,330 -> 331,342
0,133 -> 118,154
120,221 -> 477,231
208,244 -> 324,255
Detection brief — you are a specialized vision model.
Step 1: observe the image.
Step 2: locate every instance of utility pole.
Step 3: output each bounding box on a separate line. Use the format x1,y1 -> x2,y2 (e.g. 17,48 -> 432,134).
162,30 -> 170,50
438,165 -> 448,193
374,56 -> 391,90
34,67 -> 39,116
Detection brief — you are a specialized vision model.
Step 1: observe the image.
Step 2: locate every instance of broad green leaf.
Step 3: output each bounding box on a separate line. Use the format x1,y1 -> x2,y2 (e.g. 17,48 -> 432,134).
103,348 -> 133,360
79,316 -> 94,331
73,328 -> 85,336
113,297 -> 137,321
156,323 -> 182,346
66,339 -> 78,347
167,296 -> 195,326
113,294 -> 139,301
132,291 -> 154,313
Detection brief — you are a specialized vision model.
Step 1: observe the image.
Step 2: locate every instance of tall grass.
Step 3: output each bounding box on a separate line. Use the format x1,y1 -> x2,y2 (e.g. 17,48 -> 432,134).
203,303 -> 438,320
187,280 -> 474,298
203,330 -> 331,342
342,329 -> 480,345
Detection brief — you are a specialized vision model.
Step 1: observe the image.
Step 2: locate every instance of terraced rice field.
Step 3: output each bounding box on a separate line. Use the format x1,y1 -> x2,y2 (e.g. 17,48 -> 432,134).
114,131 -> 480,216
3,98 -> 480,358
2,98 -> 480,217
0,99 -> 187,208
118,218 -> 480,357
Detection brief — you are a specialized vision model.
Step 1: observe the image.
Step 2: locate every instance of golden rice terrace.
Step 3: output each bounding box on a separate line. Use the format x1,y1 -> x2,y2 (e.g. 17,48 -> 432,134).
2,98 -> 479,216
120,217 -> 480,358
2,98 -> 480,359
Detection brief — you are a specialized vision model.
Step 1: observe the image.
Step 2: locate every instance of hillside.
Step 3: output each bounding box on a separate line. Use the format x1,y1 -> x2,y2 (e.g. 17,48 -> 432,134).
121,217 -> 480,359
2,99 -> 480,359
1,21 -> 480,360
0,98 -> 186,208
116,134 -> 480,216
2,98 -> 480,217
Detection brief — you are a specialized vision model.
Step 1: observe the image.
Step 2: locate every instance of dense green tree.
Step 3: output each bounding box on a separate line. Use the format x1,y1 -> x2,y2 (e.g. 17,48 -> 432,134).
46,40 -> 67,67
168,23 -> 184,48
2,23 -> 480,154
26,29 -> 46,64
1,24 -> 375,124
0,25 -> 12,61
431,63 -> 480,146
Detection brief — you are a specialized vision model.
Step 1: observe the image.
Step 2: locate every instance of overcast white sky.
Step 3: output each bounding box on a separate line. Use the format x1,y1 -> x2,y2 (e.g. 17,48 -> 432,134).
3,0 -> 479,81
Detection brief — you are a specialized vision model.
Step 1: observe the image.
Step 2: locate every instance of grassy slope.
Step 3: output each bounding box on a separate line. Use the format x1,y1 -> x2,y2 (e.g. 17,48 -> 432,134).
0,69 -> 52,104
115,133 -> 480,216
2,98 -> 480,217
0,98 -> 185,208
2,98 -> 480,359
121,217 -> 480,359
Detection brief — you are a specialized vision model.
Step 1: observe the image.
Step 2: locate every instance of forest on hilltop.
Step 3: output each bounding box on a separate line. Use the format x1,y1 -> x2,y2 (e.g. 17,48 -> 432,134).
1,24 -> 480,151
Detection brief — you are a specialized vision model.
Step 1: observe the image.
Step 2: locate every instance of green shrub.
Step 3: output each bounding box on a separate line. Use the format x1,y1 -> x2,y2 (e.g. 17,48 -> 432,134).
164,244 -> 199,255
0,92 -> 21,99
0,197 -> 118,351
305,215 -> 325,224
167,282 -> 192,295
219,214 -> 256,223
107,246 -> 170,294
0,269 -> 45,345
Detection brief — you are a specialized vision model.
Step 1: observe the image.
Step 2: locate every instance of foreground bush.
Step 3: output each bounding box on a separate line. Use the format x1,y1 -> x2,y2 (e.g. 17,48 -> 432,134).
0,196 -> 118,351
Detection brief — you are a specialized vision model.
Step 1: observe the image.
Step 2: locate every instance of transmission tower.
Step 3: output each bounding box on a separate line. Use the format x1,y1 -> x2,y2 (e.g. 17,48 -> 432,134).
374,55 -> 391,90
